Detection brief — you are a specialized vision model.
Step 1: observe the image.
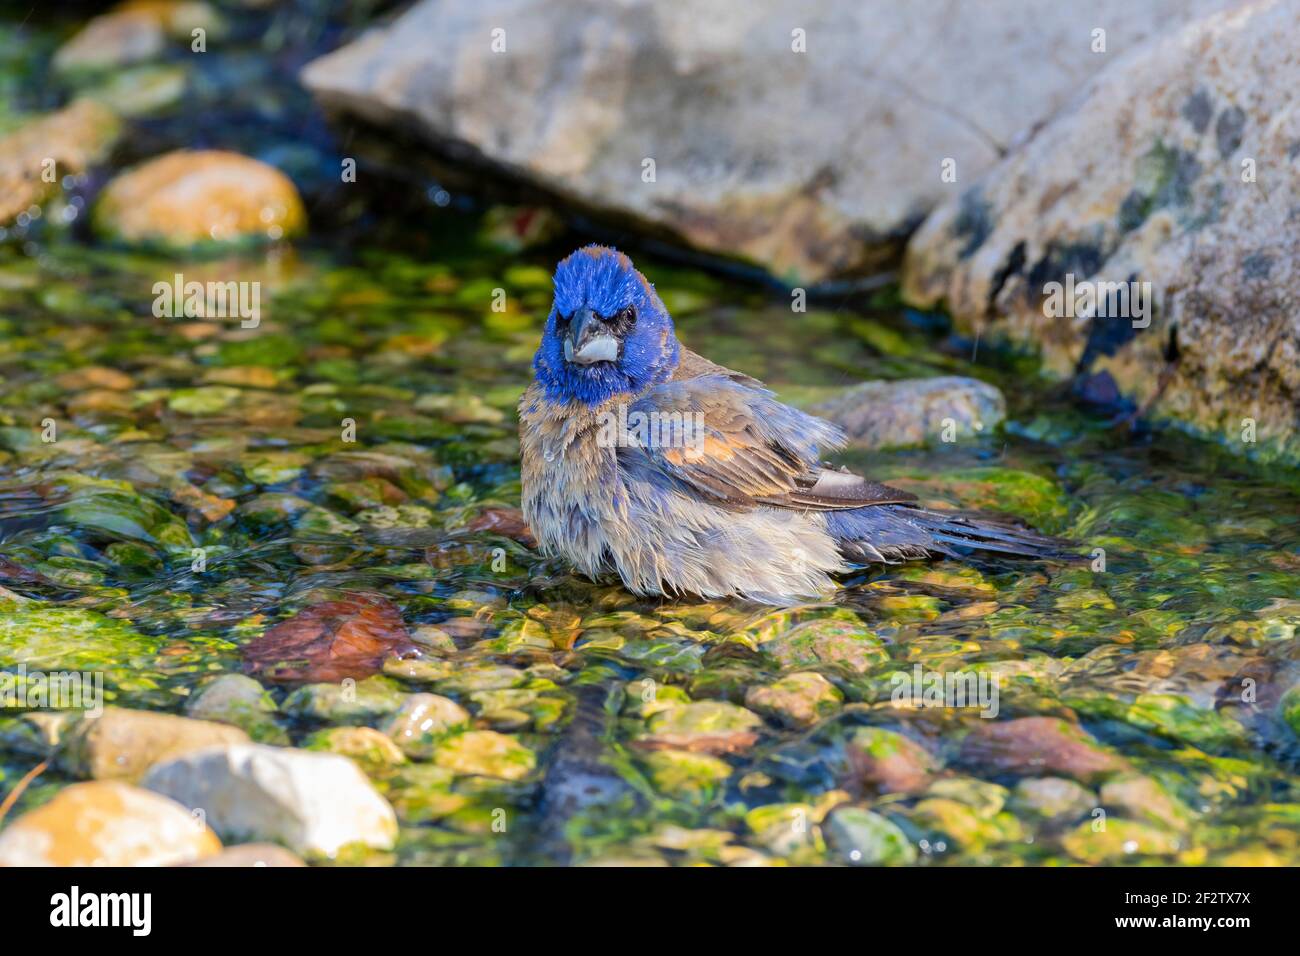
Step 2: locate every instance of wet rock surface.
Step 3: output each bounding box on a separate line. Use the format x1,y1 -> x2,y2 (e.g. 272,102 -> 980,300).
0,780 -> 221,866
300,0 -> 1230,283
52,1 -> 222,75
59,706 -> 251,781
181,842 -> 306,867
0,99 -> 122,227
142,743 -> 399,857
814,377 -> 1006,450
958,716 -> 1130,784
904,0 -> 1300,462
94,150 -> 306,249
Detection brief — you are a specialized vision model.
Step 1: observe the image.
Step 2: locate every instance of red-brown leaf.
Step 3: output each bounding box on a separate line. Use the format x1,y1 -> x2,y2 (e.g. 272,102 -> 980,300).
243,591 -> 419,684
465,507 -> 536,547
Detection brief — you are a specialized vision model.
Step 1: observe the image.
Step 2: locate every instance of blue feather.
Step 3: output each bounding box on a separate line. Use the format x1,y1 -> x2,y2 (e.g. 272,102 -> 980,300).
533,245 -> 681,406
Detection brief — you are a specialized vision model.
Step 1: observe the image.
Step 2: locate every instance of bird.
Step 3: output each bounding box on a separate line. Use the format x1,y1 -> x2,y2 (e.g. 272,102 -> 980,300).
519,244 -> 1071,605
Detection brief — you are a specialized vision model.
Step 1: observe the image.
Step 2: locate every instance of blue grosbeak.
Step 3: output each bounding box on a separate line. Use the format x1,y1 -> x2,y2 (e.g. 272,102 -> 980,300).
520,245 -> 1067,604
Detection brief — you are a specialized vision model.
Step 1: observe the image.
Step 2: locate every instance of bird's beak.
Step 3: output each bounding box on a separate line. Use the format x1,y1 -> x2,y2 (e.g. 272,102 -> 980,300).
563,306 -> 620,365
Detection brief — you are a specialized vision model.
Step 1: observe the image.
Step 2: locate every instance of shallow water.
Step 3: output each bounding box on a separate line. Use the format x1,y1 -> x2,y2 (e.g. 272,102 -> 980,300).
1,3 -> 1298,866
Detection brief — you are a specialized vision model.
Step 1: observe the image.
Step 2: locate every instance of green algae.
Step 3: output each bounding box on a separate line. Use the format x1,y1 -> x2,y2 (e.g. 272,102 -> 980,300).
0,604 -> 171,705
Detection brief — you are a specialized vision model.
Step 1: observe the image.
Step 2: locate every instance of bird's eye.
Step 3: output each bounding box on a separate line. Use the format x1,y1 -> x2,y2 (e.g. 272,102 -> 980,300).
613,306 -> 636,329
555,311 -> 572,328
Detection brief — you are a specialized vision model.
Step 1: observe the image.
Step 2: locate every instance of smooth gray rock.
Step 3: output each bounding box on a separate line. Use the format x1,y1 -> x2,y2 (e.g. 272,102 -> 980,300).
301,0 -> 1229,283
813,376 -> 1005,449
143,743 -> 398,857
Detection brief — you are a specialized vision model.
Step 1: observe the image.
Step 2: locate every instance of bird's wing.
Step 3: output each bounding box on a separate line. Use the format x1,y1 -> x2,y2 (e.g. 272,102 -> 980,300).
671,346 -> 766,388
616,372 -> 916,510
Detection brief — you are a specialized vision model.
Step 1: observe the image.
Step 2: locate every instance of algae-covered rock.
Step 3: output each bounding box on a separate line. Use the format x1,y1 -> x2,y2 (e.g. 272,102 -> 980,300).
1061,818 -> 1184,864
432,665 -> 528,696
51,474 -> 194,552
846,726 -> 938,794
825,806 -> 916,865
279,676 -> 409,724
644,824 -> 735,856
745,672 -> 843,728
1282,684 -> 1300,739
292,504 -> 360,536
240,450 -> 311,485
386,764 -> 466,824
759,617 -> 888,674
639,700 -> 764,755
94,149 -> 306,248
925,777 -> 1009,819
744,800 -> 831,857
301,725 -> 407,772
87,64 -> 188,117
1099,774 -> 1195,832
168,387 -> 241,416
0,781 -> 221,867
432,730 -> 536,780
0,604 -> 169,704
143,743 -> 398,857
382,655 -> 455,684
355,503 -> 436,529
235,493 -> 313,530
885,466 -> 1070,531
638,748 -> 733,802
469,687 -> 567,732
383,692 -> 470,757
185,673 -> 287,743
1010,777 -> 1095,824
907,798 -> 987,850
1123,693 -> 1247,750
622,679 -> 692,718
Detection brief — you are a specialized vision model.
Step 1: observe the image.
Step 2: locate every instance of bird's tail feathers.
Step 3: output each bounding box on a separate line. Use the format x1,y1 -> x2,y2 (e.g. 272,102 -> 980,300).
828,504 -> 1076,565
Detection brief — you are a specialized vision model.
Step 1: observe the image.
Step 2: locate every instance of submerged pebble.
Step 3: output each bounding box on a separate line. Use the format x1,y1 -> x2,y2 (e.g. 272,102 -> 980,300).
94,149 -> 306,248
0,781 -> 221,866
142,743 -> 399,857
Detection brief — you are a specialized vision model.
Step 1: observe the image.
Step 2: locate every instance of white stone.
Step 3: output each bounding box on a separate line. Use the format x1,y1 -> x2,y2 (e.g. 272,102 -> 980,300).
142,744 -> 398,857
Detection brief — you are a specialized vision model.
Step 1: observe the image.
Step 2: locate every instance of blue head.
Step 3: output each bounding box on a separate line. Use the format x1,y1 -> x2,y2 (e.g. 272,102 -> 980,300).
533,245 -> 680,405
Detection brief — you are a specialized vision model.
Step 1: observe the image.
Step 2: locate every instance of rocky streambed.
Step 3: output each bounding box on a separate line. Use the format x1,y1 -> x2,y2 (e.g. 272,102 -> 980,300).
0,1 -> 1298,867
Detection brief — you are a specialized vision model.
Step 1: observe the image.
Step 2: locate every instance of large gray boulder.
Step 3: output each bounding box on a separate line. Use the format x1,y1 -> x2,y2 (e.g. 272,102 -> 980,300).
904,0 -> 1299,462
302,0 -> 1228,283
